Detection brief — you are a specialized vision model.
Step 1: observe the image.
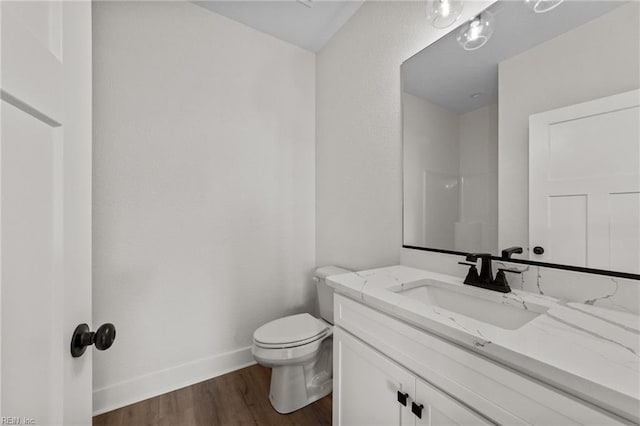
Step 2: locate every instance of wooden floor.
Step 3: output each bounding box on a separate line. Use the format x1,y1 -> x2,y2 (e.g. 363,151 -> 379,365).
92,364 -> 332,426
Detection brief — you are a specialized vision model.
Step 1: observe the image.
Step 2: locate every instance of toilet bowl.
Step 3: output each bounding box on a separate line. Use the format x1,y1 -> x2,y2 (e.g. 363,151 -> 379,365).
251,266 -> 350,414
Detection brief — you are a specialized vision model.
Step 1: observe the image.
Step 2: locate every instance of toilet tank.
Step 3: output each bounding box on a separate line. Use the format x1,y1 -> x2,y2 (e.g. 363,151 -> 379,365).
314,266 -> 351,324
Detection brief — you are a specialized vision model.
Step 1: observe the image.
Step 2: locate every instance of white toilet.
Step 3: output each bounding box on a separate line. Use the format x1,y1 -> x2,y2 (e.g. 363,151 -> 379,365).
252,266 -> 350,414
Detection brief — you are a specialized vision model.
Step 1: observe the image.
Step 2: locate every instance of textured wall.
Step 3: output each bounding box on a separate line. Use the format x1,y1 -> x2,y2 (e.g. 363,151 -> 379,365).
93,1 -> 315,413
316,0 -> 492,270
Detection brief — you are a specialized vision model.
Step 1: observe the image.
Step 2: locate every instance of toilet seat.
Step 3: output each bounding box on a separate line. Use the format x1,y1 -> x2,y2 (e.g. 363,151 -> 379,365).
254,313 -> 330,349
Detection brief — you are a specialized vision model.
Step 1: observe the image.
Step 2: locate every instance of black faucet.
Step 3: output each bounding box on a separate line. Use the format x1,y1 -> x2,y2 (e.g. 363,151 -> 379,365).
458,253 -> 519,293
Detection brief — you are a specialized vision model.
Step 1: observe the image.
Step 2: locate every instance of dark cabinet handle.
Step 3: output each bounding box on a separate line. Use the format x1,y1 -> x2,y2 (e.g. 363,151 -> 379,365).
397,391 -> 408,406
533,246 -> 545,255
71,323 -> 116,357
411,402 -> 424,419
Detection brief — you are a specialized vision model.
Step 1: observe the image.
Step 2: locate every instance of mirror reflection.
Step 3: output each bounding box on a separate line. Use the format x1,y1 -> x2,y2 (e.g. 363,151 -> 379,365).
402,0 -> 639,274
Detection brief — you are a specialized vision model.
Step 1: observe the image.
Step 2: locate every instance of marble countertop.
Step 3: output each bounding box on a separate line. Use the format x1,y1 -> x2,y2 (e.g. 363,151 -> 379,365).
327,265 -> 640,423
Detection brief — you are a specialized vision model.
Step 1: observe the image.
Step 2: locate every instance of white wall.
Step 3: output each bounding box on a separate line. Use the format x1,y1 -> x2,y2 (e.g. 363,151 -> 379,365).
403,93 -> 459,249
458,103 -> 498,254
92,1 -> 315,414
498,2 -> 640,251
403,94 -> 497,253
316,0 -> 492,270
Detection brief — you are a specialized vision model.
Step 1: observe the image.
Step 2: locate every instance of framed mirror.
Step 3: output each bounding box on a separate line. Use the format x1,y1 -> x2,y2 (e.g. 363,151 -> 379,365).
402,0 -> 640,278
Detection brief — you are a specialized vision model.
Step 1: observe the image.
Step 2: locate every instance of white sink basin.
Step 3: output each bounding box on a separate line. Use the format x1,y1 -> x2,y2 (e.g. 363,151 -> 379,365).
394,282 -> 547,330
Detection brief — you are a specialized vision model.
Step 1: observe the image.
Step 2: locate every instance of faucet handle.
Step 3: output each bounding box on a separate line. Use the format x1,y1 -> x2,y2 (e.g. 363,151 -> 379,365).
465,253 -> 492,262
501,246 -> 523,259
461,264 -> 480,285
494,270 -> 512,292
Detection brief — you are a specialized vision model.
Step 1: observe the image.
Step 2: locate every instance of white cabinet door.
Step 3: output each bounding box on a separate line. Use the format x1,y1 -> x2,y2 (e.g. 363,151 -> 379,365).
0,1 -> 92,424
334,327 -> 415,426
414,377 -> 492,426
529,89 -> 640,273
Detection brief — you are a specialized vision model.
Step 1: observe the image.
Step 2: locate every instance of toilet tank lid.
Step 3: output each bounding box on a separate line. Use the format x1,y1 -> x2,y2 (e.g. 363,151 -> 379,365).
314,266 -> 351,280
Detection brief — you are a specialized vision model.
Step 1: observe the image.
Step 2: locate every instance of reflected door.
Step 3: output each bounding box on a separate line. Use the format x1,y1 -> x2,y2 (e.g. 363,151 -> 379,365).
529,90 -> 640,273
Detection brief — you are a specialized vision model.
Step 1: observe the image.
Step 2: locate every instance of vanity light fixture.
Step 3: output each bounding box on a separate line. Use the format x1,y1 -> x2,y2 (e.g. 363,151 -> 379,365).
426,0 -> 464,29
456,11 -> 495,51
524,0 -> 565,13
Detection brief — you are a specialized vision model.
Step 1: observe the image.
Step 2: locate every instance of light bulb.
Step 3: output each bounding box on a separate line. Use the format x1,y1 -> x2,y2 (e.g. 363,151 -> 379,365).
456,11 -> 495,51
441,2 -> 450,18
524,0 -> 565,13
426,0 -> 464,29
468,19 -> 482,41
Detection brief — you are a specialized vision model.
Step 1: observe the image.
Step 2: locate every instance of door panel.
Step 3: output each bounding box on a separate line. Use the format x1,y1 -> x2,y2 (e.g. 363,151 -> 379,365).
334,327 -> 414,426
1,1 -> 63,124
1,1 -> 62,58
529,90 -> 640,273
547,195 -> 587,266
609,192 -> 640,271
0,1 -> 92,424
1,101 -> 63,424
547,107 -> 638,179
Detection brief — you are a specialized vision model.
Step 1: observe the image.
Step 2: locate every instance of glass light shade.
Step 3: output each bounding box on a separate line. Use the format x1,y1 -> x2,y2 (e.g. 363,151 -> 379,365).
524,0 -> 565,13
456,11 -> 495,51
426,0 -> 464,29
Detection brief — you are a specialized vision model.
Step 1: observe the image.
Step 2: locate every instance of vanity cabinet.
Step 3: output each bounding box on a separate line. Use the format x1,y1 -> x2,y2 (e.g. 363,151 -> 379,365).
414,374 -> 491,425
333,325 -> 414,426
333,293 -> 627,425
334,326 -> 491,425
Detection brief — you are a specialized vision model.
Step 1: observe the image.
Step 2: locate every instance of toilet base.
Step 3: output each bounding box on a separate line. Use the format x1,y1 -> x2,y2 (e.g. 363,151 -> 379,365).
266,338 -> 333,414
269,370 -> 332,414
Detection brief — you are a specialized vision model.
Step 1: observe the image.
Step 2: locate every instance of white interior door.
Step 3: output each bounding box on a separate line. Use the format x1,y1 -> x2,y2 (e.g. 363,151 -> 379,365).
529,90 -> 640,273
0,1 -> 92,425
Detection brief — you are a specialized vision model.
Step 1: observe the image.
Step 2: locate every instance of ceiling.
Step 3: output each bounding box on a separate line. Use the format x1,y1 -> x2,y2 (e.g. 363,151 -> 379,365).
194,0 -> 364,52
402,0 -> 627,114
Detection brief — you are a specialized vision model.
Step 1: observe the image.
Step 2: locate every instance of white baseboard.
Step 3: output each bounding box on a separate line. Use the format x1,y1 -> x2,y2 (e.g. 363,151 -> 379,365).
92,346 -> 256,416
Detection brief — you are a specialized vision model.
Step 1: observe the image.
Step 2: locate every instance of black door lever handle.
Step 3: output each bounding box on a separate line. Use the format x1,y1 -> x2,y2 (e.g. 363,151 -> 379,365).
71,323 -> 116,357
